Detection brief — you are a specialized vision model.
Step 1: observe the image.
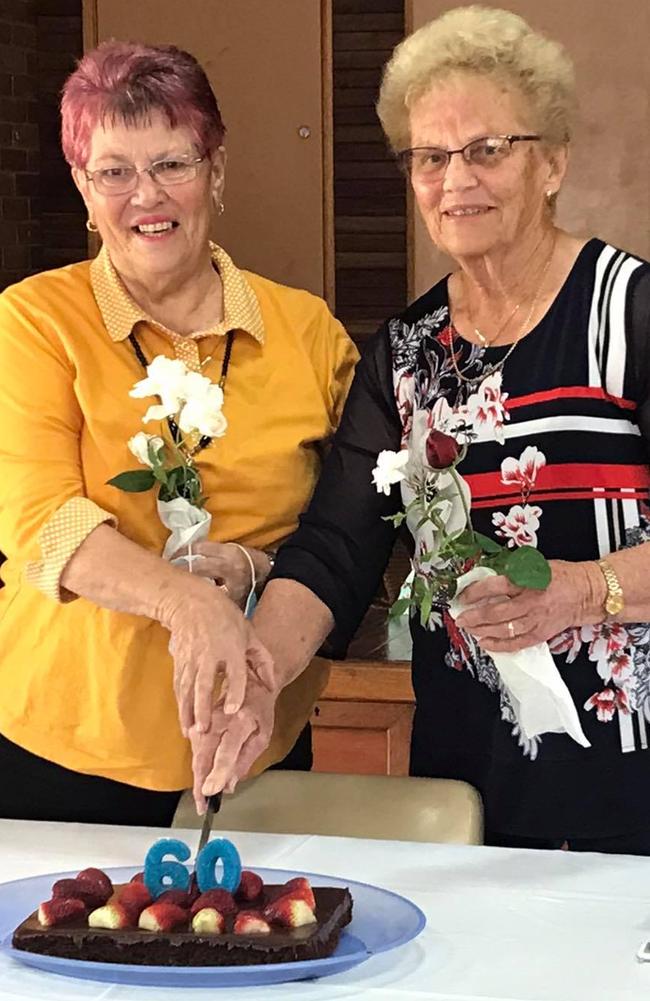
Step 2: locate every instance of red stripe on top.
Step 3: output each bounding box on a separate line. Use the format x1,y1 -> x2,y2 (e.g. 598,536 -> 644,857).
472,489 -> 647,508
506,386 -> 636,412
465,463 -> 650,500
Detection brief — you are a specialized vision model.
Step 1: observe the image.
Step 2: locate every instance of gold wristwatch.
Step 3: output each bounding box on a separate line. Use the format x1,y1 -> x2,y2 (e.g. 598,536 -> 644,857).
597,559 -> 624,616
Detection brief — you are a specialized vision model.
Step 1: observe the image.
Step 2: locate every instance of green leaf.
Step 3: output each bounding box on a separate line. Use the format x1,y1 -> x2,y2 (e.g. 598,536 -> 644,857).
419,586 -> 434,629
503,546 -> 552,590
106,470 -> 156,493
389,597 -> 411,619
473,531 -> 502,555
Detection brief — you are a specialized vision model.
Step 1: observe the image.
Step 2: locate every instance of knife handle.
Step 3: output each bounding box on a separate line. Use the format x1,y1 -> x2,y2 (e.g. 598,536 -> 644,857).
207,792 -> 222,813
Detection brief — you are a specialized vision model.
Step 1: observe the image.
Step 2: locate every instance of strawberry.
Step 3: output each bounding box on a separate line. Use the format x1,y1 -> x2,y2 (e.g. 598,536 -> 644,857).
263,894 -> 316,928
190,889 -> 237,917
51,878 -> 107,910
138,902 -> 188,933
88,902 -> 134,930
236,870 -> 263,903
283,877 -> 316,911
234,910 -> 271,935
129,871 -> 145,884
115,882 -> 152,920
191,907 -> 225,934
156,889 -> 193,909
38,898 -> 86,927
76,867 -> 113,901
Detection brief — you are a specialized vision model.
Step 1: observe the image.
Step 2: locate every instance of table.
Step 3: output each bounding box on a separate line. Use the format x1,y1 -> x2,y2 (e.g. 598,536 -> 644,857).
0,819 -> 648,1000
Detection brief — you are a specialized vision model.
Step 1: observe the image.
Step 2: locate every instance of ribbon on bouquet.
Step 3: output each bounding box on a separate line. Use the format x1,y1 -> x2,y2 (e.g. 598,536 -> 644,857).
157,497 -> 257,616
449,566 -> 591,748
157,497 -> 212,565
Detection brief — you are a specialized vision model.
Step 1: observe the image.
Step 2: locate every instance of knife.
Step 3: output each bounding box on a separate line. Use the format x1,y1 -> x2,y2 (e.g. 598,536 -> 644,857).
197,792 -> 222,855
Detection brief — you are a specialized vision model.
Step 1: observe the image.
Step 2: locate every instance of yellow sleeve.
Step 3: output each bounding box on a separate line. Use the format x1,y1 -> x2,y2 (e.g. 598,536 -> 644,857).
313,302 -> 359,430
0,283 -> 116,603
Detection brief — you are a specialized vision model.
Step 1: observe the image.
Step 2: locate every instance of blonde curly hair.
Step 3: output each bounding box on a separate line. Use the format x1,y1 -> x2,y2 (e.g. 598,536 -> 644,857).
377,5 -> 576,152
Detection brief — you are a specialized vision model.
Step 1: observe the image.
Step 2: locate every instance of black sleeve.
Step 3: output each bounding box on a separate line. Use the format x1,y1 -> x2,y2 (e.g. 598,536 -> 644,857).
627,266 -> 650,448
271,322 -> 403,656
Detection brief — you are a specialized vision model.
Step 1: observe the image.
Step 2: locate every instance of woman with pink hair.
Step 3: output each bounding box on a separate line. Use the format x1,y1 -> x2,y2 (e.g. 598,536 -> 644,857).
0,41 -> 357,825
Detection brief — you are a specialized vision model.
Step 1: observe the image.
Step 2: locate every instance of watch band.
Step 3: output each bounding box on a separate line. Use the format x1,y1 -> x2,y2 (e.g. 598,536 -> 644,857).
597,558 -> 624,617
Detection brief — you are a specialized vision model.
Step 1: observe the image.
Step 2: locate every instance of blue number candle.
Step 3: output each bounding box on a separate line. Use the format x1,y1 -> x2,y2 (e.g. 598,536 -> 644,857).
195,838 -> 242,893
143,838 -> 191,899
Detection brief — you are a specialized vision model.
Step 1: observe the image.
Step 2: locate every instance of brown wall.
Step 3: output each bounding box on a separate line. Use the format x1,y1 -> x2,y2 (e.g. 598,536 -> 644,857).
0,0 -> 40,289
91,0 -> 328,299
409,0 -> 650,297
0,0 -> 85,292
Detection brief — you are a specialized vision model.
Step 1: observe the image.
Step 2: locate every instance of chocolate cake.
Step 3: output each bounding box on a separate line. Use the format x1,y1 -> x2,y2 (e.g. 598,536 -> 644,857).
12,884 -> 354,967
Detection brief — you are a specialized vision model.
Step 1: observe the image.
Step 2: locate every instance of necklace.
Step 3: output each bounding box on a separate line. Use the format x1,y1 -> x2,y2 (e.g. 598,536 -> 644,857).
449,239 -> 556,386
128,329 -> 235,456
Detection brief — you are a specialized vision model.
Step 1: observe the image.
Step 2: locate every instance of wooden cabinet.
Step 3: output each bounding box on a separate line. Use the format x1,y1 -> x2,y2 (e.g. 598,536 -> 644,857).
310,607 -> 415,777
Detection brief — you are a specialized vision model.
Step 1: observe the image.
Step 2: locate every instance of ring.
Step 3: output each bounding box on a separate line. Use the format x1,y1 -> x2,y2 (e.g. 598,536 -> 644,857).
507,620 -> 515,638
217,582 -> 230,595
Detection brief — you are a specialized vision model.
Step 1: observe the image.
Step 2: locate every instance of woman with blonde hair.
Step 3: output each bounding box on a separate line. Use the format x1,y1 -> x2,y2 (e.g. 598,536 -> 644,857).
194,6 -> 650,852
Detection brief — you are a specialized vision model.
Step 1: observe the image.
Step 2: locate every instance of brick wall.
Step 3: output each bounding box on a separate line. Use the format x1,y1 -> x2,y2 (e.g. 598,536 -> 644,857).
0,0 -> 40,289
0,0 -> 84,292
36,0 -> 85,273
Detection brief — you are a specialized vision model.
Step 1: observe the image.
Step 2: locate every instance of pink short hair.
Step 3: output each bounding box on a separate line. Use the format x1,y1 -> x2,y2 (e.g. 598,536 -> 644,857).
61,40 -> 226,168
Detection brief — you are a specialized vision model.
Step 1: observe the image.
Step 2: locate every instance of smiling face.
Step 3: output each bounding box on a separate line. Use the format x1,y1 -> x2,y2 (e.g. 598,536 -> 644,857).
73,110 -> 224,288
407,74 -> 567,263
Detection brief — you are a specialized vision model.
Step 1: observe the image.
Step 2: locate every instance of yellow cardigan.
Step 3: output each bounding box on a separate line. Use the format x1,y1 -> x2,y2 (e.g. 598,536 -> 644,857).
0,245 -> 358,790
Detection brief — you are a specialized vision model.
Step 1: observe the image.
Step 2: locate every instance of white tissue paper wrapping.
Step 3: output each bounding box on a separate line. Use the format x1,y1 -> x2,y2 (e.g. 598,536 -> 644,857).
449,566 -> 590,747
157,497 -> 211,566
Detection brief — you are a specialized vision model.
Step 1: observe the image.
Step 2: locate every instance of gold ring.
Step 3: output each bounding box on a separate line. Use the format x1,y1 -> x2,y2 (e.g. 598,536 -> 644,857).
507,620 -> 515,638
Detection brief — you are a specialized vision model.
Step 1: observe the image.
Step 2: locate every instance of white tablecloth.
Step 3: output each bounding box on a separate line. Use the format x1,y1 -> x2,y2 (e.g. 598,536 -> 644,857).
0,819 -> 648,1000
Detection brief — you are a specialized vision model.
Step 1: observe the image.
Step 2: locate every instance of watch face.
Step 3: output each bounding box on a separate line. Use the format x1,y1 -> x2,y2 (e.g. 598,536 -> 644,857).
606,595 -> 624,615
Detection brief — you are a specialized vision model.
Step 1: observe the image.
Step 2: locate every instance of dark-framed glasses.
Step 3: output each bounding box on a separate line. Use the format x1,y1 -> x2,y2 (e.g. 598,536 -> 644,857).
397,135 -> 541,179
84,155 -> 206,195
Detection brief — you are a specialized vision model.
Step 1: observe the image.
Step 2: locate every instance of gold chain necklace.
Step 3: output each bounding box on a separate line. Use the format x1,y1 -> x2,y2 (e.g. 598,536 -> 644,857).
449,239 -> 556,386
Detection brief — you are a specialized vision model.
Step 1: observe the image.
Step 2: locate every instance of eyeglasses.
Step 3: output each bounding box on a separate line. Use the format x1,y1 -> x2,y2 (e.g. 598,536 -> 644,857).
84,155 -> 206,195
397,135 -> 541,179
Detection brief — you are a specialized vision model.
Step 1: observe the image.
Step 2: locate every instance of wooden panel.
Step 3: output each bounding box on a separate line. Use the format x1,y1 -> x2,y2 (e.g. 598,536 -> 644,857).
332,0 -> 406,344
94,0 -> 327,297
311,700 -> 414,775
408,0 -> 650,298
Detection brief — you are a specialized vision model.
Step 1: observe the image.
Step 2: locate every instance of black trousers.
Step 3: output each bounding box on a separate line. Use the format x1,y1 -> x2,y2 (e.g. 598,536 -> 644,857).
0,723 -> 312,827
486,828 -> 650,856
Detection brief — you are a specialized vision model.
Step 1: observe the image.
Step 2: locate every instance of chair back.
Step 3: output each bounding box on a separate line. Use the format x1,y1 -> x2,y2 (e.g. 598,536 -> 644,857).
173,770 -> 483,844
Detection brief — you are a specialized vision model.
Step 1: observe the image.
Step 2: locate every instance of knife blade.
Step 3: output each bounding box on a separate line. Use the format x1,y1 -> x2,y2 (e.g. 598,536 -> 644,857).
197,792 -> 222,855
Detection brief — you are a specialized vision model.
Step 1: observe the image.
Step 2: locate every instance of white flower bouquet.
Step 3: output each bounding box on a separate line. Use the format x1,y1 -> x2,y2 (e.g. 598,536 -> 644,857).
373,372 -> 590,747
108,356 -> 227,565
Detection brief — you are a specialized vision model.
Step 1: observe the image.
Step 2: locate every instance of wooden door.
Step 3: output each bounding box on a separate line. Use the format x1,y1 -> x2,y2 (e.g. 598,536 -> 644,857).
408,1 -> 650,298
85,0 -> 331,298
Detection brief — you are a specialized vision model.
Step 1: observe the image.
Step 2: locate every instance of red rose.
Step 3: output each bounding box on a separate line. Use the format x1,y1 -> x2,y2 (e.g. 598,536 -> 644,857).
425,429 -> 459,469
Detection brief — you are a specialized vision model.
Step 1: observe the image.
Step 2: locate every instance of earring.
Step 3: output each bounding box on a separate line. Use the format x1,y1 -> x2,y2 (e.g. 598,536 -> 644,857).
546,190 -> 554,201
217,201 -> 225,216
86,218 -> 99,233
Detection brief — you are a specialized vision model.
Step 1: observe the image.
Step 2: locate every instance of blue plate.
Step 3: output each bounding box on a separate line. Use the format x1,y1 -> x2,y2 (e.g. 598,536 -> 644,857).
0,866 -> 426,988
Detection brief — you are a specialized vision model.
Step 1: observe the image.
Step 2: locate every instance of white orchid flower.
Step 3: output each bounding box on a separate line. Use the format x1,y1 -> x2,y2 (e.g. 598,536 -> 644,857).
371,449 -> 410,495
128,431 -> 165,467
129,356 -> 189,415
178,384 -> 227,438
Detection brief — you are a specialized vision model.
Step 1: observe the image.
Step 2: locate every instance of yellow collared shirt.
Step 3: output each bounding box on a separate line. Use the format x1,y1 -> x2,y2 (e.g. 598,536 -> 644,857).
0,246 -> 358,790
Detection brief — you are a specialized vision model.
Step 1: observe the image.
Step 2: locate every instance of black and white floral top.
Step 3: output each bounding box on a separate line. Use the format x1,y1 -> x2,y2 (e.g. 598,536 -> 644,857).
274,238 -> 650,839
